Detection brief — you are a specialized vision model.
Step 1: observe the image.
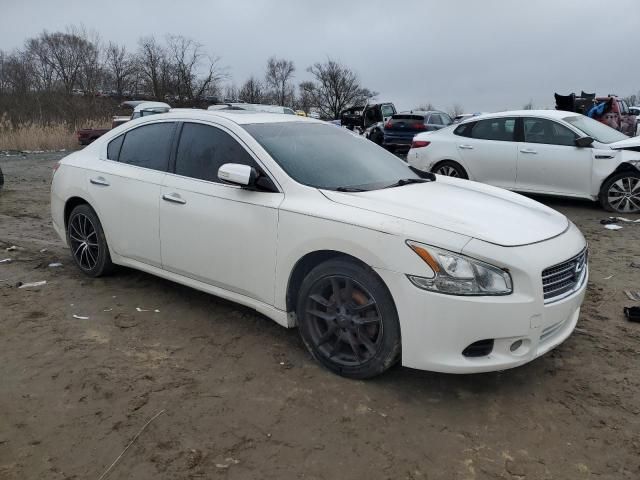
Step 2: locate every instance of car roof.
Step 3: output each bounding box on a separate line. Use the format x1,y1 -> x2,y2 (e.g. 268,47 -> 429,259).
148,109 -> 324,125
133,101 -> 171,112
460,109 -> 578,123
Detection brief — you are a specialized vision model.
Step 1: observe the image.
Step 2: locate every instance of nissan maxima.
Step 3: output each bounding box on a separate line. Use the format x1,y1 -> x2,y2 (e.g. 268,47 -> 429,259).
51,111 -> 588,378
407,110 -> 640,213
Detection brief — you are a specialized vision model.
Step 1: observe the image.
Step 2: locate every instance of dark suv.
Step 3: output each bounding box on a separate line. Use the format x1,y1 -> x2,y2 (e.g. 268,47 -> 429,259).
383,111 -> 452,152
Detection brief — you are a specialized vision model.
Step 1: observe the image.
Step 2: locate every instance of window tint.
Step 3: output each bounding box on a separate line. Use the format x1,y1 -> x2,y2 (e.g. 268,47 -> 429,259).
107,134 -> 124,161
441,113 -> 453,125
429,114 -> 443,125
454,122 -> 475,137
471,118 -> 516,141
524,118 -> 577,146
118,122 -> 175,171
175,123 -> 259,182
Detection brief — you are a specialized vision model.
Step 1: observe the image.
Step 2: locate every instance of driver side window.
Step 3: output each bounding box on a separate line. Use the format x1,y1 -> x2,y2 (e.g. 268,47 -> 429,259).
524,118 -> 577,147
175,123 -> 259,182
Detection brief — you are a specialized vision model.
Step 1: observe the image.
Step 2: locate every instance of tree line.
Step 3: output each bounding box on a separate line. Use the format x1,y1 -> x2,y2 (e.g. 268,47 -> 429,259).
0,26 -> 377,121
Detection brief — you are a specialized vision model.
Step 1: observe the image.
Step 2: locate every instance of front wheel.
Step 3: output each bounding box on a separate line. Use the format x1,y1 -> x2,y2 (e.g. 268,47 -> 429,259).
599,171 -> 640,213
67,204 -> 114,277
296,258 -> 401,379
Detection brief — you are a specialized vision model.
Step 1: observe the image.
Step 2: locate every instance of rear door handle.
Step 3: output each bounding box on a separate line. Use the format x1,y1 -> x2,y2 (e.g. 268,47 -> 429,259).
458,144 -> 474,150
90,176 -> 110,186
162,193 -> 186,205
520,148 -> 538,154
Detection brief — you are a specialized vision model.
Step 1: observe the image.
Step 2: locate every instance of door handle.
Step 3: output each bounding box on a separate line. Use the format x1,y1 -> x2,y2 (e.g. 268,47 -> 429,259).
162,193 -> 186,205
90,176 -> 110,186
458,144 -> 474,150
520,148 -> 538,154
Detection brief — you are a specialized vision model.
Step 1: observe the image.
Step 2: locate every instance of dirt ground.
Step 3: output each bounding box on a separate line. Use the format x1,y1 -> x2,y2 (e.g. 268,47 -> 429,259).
1,152 -> 639,480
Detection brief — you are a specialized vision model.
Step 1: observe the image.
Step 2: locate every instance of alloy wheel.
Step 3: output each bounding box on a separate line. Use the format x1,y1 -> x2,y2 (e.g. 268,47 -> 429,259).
436,165 -> 460,177
69,213 -> 100,270
607,176 -> 640,212
304,275 -> 383,367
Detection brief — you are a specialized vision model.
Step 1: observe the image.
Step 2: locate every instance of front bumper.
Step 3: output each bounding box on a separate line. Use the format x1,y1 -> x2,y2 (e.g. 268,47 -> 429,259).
375,223 -> 587,373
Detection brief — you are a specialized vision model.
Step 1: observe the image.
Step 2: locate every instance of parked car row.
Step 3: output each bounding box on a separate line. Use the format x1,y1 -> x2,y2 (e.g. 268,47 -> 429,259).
53,108 -> 588,379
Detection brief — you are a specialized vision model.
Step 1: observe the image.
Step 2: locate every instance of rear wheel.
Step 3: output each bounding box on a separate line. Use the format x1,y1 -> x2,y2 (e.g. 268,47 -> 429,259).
369,128 -> 383,145
432,160 -> 468,179
599,171 -> 640,213
67,204 -> 114,277
296,258 -> 401,379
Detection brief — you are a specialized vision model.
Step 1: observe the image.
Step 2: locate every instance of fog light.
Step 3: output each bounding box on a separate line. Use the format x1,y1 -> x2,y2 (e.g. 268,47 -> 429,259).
510,340 -> 523,352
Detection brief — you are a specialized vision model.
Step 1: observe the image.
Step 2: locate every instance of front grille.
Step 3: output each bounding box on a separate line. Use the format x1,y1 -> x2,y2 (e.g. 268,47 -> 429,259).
542,248 -> 587,303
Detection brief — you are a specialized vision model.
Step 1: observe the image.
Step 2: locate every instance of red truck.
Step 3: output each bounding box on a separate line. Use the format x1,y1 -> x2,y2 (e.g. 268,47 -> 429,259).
75,101 -> 170,145
555,92 -> 637,136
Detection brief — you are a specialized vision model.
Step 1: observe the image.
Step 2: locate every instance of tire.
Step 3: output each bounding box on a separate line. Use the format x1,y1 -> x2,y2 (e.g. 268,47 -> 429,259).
67,204 -> 114,277
599,171 -> 640,213
296,258 -> 401,379
432,160 -> 468,179
369,128 -> 383,145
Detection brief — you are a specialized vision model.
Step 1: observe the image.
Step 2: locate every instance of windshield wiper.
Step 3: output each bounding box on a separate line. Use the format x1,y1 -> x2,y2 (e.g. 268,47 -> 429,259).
336,186 -> 367,192
382,178 -> 431,189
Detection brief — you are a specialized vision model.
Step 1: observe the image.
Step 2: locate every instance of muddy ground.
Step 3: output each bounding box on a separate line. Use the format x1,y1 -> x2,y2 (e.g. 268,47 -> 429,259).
0,152 -> 639,480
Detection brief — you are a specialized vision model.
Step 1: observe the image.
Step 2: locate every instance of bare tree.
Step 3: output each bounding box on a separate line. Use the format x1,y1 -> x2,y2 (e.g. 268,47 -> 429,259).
265,56 -> 295,106
522,99 -> 534,110
105,42 -> 137,96
307,58 -> 376,119
223,83 -> 239,102
36,27 -> 98,94
138,36 -> 169,99
1,50 -> 33,95
416,102 -> 435,111
166,35 -> 225,102
24,38 -> 56,91
296,80 -> 315,113
447,103 -> 464,117
239,76 -> 264,104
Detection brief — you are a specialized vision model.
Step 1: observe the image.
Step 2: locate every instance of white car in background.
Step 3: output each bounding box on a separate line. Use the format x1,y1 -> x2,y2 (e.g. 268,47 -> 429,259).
51,110 -> 587,378
408,110 -> 640,213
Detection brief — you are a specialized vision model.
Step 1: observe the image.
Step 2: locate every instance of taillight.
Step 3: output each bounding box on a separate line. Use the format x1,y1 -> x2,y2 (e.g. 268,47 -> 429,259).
411,140 -> 431,149
413,122 -> 427,130
52,161 -> 61,175
384,120 -> 393,129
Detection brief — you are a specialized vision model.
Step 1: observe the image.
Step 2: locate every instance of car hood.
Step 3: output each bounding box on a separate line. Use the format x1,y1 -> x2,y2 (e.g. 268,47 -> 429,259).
321,178 -> 569,247
609,137 -> 640,150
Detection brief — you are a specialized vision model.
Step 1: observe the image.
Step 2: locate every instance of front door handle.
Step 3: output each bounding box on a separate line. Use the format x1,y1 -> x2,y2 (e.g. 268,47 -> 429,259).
458,144 -> 474,150
90,176 -> 110,186
520,148 -> 538,154
162,193 -> 186,205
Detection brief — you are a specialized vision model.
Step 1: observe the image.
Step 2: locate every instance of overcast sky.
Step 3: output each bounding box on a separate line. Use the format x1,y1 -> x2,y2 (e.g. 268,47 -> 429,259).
2,0 -> 639,112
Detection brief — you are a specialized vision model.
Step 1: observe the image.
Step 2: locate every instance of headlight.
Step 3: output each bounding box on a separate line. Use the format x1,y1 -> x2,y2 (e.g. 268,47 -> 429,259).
406,241 -> 513,295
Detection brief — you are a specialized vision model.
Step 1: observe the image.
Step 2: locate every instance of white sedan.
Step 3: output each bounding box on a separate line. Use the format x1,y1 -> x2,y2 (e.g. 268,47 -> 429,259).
407,110 -> 640,213
51,110 -> 587,378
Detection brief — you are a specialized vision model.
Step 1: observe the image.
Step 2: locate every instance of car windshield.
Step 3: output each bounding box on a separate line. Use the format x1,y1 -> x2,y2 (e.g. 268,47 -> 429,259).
563,115 -> 628,144
244,122 -> 421,190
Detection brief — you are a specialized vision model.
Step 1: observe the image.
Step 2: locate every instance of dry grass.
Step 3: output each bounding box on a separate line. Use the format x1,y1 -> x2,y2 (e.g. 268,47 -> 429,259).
0,113 -> 111,151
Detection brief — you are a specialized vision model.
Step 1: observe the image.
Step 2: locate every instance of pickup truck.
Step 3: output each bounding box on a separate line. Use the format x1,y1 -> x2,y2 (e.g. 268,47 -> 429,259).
340,102 -> 397,145
555,92 -> 637,136
75,101 -> 171,145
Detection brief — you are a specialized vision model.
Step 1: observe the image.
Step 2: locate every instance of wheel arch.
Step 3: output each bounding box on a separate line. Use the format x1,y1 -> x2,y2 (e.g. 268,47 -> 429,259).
431,159 -> 469,179
64,196 -> 92,229
285,249 -> 396,317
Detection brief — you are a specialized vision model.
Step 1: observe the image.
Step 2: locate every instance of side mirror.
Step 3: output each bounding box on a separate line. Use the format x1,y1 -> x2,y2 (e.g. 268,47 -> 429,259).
575,136 -> 594,148
218,163 -> 257,187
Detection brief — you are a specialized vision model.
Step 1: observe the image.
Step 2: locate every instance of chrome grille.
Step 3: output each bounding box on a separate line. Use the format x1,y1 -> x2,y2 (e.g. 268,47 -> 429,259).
542,248 -> 587,303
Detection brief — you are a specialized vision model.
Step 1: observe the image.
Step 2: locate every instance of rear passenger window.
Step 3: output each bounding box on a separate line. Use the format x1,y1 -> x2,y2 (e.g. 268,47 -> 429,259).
429,114 -> 443,125
118,123 -> 175,171
471,118 -> 516,141
454,122 -> 475,137
175,123 -> 259,182
107,135 -> 124,161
